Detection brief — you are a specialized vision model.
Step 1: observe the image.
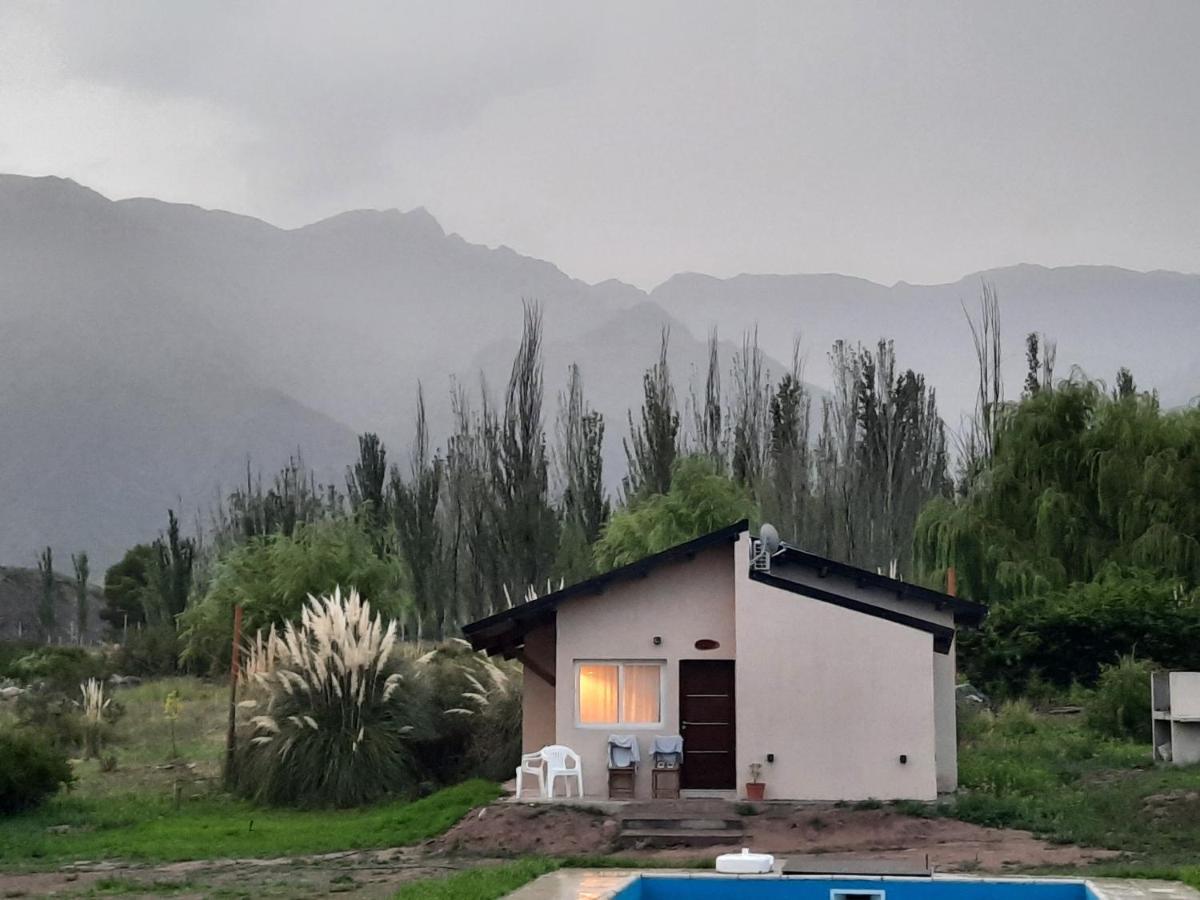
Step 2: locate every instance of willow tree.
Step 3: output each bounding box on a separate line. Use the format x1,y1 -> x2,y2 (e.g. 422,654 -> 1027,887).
915,378 -> 1200,606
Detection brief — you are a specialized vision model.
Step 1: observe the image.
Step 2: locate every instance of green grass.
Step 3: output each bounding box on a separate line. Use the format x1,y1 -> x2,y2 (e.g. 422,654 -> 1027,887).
0,779 -> 500,866
941,706 -> 1200,888
393,859 -> 561,900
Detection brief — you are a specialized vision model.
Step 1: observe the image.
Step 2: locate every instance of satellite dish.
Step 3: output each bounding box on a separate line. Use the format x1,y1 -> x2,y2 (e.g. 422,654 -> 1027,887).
759,523 -> 781,555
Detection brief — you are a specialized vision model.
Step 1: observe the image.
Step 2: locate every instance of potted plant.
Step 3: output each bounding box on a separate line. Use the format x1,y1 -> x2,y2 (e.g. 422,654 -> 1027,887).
745,762 -> 765,800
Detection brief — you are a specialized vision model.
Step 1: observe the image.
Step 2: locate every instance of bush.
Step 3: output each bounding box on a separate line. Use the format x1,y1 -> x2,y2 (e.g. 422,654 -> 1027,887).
1087,654 -> 1154,742
180,518 -> 408,673
0,731 -> 74,813
14,688 -> 85,750
5,646 -> 110,691
112,623 -> 182,676
408,641 -> 523,786
233,587 -> 430,808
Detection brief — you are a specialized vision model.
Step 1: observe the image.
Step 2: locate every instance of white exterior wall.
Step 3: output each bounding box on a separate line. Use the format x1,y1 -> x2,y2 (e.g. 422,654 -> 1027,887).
770,559 -> 960,793
933,643 -> 958,792
553,544 -> 737,798
733,535 -> 940,801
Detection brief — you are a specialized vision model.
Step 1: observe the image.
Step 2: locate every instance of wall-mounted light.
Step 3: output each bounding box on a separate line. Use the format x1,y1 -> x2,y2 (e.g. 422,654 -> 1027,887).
766,753 -> 775,763
899,754 -> 908,765
652,635 -> 662,646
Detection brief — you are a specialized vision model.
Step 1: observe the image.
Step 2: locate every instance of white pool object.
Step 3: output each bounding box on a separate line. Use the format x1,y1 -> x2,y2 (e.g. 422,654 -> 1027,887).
715,847 -> 775,874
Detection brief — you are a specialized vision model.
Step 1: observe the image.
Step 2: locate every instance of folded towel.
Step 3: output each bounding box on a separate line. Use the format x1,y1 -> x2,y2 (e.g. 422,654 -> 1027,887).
651,734 -> 683,767
607,734 -> 640,768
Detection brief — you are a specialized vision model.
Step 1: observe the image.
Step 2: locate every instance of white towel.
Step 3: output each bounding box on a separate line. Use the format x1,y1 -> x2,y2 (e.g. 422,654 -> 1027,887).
607,734 -> 640,769
651,734 -> 683,767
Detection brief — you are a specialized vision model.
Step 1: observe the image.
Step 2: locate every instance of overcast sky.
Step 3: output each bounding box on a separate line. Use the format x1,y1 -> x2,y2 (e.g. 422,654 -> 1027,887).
1,1 -> 1198,288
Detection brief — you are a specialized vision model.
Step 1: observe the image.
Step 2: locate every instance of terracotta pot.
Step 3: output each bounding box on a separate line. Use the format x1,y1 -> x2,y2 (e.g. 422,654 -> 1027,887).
745,782 -> 765,800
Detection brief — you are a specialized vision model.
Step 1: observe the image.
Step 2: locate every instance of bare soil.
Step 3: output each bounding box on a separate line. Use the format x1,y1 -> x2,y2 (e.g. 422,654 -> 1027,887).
0,801 -> 1120,897
433,799 -> 1121,871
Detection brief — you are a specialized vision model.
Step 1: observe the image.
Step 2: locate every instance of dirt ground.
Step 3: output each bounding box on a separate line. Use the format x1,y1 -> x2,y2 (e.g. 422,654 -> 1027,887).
0,801 -> 1120,898
432,799 -> 1121,870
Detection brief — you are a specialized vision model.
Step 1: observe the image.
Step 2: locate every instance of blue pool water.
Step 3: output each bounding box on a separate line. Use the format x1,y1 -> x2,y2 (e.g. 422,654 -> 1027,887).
613,876 -> 1096,899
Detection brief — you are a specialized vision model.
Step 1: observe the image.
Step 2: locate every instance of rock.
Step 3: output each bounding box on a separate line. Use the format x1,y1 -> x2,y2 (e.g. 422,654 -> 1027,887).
0,686 -> 25,701
956,683 -> 990,708
109,674 -> 142,687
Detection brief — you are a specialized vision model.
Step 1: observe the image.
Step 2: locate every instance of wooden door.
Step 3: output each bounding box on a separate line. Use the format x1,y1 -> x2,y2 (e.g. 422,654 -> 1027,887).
679,660 -> 736,789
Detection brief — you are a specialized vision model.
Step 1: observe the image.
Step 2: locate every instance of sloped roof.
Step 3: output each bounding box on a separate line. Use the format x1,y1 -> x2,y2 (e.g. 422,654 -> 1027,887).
462,521 -> 986,657
463,520 -> 749,657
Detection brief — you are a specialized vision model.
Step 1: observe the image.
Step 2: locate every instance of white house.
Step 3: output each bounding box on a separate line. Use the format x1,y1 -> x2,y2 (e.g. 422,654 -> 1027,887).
463,521 -> 985,801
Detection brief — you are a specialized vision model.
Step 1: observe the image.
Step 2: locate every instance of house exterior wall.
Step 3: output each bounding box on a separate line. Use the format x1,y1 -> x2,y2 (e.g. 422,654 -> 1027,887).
521,621 -> 557,755
552,543 -> 737,798
933,642 -> 957,792
769,558 -> 959,792
733,535 -> 940,801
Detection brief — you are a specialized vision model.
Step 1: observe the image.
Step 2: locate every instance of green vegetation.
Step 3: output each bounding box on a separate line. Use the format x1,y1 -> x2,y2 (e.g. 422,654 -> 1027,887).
946,704 -> 1200,884
917,381 -> 1200,694
180,517 -> 407,671
595,456 -> 755,569
232,588 -> 428,808
0,779 -> 499,865
0,731 -> 73,814
392,858 -> 561,900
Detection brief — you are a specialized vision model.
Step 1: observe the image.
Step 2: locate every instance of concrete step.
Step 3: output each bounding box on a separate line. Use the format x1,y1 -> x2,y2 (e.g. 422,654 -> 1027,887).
615,827 -> 744,849
620,817 -> 744,832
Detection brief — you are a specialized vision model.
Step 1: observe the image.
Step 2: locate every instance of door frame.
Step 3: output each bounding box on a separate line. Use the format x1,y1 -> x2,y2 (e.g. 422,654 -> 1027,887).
678,658 -> 736,790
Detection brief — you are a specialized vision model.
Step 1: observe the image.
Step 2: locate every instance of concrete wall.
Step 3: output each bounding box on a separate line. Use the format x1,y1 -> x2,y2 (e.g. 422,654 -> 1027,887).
734,534 -> 940,801
552,543 -> 737,798
521,621 -> 557,755
770,558 -> 959,793
933,641 -> 958,792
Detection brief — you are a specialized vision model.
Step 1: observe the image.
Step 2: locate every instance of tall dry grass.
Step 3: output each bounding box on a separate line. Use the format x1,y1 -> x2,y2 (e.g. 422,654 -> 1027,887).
233,587 -> 429,808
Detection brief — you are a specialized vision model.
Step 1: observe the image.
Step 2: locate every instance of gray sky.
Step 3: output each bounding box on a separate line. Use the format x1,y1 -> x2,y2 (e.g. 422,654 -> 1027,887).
2,1 -> 1198,289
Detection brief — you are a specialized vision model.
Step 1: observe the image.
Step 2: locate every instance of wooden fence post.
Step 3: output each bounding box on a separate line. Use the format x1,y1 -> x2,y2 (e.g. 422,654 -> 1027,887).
222,605 -> 243,790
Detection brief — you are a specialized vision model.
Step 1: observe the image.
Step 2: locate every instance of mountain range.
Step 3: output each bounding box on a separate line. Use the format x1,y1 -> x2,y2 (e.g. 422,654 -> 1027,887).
1,174 -> 1197,570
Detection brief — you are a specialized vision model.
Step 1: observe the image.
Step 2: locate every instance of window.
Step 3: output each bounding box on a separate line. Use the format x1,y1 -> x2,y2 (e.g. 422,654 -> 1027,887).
576,661 -> 663,726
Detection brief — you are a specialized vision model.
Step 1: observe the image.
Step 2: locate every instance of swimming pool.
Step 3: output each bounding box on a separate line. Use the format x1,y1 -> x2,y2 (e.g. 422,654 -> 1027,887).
612,876 -> 1097,899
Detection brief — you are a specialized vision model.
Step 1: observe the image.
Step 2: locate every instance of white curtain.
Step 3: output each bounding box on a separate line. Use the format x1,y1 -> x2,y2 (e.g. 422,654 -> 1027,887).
622,665 -> 661,724
579,664 -> 619,723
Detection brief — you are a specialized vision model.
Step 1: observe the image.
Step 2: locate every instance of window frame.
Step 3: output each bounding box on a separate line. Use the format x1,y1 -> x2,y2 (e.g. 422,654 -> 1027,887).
573,659 -> 666,729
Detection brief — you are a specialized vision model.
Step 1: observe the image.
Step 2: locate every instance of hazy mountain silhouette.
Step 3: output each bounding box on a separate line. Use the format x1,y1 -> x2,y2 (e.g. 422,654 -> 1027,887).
1,174 -> 1197,569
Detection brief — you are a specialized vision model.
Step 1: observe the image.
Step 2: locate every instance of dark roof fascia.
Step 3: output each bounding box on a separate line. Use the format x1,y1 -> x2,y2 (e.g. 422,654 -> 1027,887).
462,519 -> 750,653
774,546 -> 987,627
749,569 -> 957,654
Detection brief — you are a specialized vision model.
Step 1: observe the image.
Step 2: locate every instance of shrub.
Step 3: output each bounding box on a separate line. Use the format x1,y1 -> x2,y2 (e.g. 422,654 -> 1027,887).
1087,654 -> 1154,742
994,699 -> 1039,737
14,688 -> 85,750
6,646 -> 110,691
112,623 -> 182,676
0,731 -> 74,813
233,587 -> 430,808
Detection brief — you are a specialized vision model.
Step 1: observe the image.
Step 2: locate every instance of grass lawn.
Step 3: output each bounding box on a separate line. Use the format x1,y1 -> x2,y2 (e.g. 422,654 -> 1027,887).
0,779 -> 500,866
933,702 -> 1200,889
392,858 -> 561,900
0,676 -> 500,867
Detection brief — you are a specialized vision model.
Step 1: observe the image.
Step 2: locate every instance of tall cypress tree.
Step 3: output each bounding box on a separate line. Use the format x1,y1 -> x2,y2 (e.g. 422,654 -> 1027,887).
72,551 -> 89,643
36,546 -> 55,640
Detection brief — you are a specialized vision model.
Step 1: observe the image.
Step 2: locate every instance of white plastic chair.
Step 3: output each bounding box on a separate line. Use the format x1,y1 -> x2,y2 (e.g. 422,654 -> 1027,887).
515,750 -> 546,800
542,744 -> 584,798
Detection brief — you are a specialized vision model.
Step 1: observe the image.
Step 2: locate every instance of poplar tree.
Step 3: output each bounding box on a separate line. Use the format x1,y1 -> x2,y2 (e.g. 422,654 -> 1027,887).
623,329 -> 679,500
72,551 -> 89,643
37,546 -> 55,639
